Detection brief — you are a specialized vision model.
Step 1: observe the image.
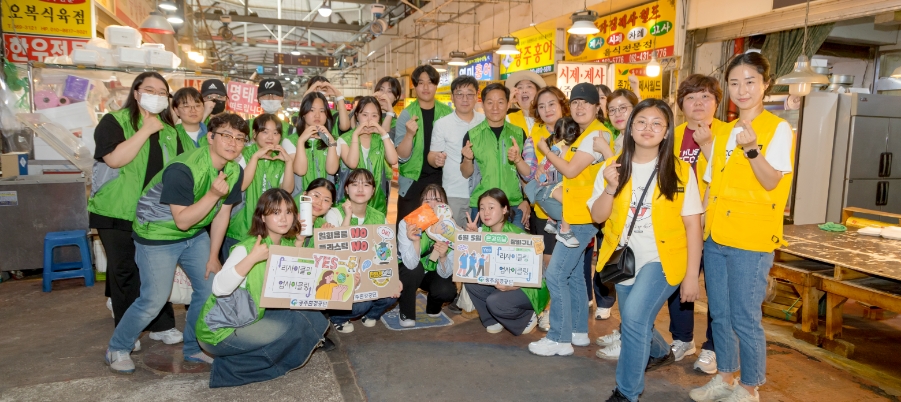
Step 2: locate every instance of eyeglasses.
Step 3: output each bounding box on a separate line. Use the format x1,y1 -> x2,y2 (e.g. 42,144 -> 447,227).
213,131 -> 248,143
178,104 -> 203,111
205,94 -> 227,102
139,87 -> 169,97
453,93 -> 477,100
309,191 -> 332,205
608,105 -> 632,116
632,120 -> 667,133
570,100 -> 594,109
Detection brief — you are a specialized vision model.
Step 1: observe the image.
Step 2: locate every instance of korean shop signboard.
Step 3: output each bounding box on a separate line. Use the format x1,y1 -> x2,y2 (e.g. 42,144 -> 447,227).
459,53 -> 495,81
499,31 -> 555,79
2,0 -> 93,39
565,1 -> 676,64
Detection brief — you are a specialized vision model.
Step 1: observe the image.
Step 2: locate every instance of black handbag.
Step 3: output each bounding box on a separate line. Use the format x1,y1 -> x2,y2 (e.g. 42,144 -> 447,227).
598,167 -> 657,284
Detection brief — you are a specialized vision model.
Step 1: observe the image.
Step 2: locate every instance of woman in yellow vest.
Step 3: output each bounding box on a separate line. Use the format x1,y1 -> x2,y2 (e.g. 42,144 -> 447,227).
588,99 -> 703,402
689,53 -> 795,402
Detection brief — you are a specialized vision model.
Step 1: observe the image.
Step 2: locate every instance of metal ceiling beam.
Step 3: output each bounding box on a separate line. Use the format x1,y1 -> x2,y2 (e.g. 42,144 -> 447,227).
201,13 -> 364,32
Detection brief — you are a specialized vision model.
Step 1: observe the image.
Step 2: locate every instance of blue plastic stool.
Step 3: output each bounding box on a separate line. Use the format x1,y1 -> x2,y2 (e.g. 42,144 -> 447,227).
42,230 -> 94,292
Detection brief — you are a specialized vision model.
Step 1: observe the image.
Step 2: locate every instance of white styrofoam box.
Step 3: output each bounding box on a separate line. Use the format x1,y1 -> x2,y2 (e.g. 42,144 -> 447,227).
117,47 -> 148,67
104,25 -> 141,48
86,37 -> 111,49
86,45 -> 116,67
172,54 -> 182,68
72,49 -> 100,65
141,43 -> 165,50
146,49 -> 175,68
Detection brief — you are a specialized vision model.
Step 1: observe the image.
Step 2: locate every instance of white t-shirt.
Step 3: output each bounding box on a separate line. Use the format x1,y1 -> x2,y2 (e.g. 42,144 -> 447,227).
336,138 -> 372,169
186,129 -> 201,145
575,130 -> 614,163
587,158 -> 703,286
702,121 -> 794,183
430,111 -> 486,199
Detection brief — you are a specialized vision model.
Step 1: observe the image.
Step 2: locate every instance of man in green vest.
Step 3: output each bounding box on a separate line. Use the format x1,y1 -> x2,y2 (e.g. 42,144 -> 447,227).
460,83 -> 531,230
394,65 -> 453,227
105,113 -> 246,375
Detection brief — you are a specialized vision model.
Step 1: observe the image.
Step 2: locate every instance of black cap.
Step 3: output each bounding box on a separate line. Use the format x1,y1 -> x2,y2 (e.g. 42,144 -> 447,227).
257,78 -> 284,97
570,83 -> 600,105
200,79 -> 226,97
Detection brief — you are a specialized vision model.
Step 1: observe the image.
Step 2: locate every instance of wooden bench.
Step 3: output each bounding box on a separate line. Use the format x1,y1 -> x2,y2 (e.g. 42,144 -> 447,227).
769,258 -> 833,333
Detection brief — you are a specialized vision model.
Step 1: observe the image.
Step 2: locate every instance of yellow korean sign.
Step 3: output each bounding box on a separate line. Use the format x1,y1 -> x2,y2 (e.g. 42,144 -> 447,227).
499,31 -> 556,79
566,0 -> 675,64
613,64 -> 662,99
2,0 -> 93,39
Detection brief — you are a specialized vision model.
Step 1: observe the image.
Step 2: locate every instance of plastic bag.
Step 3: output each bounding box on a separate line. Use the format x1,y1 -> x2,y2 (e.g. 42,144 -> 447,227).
169,266 -> 193,305
92,238 -> 107,273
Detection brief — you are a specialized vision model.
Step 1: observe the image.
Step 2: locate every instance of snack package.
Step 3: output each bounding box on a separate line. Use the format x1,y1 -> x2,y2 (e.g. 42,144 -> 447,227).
404,204 -> 439,230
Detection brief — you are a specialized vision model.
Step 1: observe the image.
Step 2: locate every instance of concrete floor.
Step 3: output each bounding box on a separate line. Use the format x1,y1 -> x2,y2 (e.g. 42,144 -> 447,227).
2,274 -> 901,402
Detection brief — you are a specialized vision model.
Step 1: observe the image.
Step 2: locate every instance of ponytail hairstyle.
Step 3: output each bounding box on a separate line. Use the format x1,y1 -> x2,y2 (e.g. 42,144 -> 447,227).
612,99 -> 681,201
549,116 -> 581,148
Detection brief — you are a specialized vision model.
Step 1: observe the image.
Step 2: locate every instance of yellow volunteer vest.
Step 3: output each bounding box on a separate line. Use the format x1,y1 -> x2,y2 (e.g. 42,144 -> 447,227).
507,110 -> 535,138
595,159 -> 692,285
563,119 -> 609,224
530,123 -> 552,219
705,110 -> 794,253
673,119 -> 726,198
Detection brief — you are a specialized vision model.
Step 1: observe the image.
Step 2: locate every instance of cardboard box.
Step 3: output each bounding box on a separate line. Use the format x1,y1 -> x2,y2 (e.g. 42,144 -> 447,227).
1,153 -> 28,178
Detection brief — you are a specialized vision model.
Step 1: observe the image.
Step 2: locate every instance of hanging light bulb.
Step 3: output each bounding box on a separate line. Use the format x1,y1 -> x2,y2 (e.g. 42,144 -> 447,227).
167,14 -> 184,24
429,58 -> 447,73
290,48 -> 300,56
645,51 -> 661,78
318,1 -> 332,18
448,51 -> 467,66
775,55 -> 829,96
139,11 -> 175,34
496,36 -> 520,55
158,0 -> 177,11
568,10 -> 600,35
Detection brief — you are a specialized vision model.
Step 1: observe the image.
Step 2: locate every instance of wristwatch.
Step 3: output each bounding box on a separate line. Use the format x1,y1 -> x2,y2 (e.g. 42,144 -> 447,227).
745,148 -> 759,159
385,111 -> 396,118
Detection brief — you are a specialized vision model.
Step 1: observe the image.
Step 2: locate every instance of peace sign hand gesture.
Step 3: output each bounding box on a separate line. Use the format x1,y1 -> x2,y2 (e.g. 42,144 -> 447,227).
465,211 -> 480,232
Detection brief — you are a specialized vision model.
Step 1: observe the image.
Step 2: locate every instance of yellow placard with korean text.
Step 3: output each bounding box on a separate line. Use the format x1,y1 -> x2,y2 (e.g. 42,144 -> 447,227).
2,0 -> 93,39
566,0 -> 675,64
613,63 -> 662,100
499,31 -> 556,79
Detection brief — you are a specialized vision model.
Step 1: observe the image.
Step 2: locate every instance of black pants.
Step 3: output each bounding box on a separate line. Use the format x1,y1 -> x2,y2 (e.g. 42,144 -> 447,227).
398,262 -> 456,319
98,228 -> 175,331
465,283 -> 534,335
667,261 -> 715,350
396,173 -> 441,233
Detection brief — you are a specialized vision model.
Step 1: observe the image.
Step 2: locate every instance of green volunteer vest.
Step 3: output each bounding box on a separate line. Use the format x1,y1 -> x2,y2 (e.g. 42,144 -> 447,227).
419,232 -> 438,272
468,121 -> 526,207
225,144 -> 287,240
337,205 -> 387,226
285,133 -> 332,191
338,131 -> 389,215
195,235 -> 296,346
132,147 -> 241,240
399,100 -> 453,181
88,109 -> 195,222
481,222 -> 549,313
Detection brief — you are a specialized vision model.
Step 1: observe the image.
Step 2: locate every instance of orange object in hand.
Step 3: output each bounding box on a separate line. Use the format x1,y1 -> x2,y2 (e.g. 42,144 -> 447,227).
404,204 -> 439,231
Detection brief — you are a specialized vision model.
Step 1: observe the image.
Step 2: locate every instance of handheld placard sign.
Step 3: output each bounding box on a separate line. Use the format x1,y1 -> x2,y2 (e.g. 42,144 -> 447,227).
313,225 -> 401,302
452,231 -> 544,288
259,245 -> 357,310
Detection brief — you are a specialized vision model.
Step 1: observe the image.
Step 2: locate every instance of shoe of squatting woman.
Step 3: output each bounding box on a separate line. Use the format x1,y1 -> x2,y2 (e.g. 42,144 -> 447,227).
689,53 -> 796,402
528,83 -> 613,356
196,189 -> 329,388
463,189 -> 549,336
589,100 -> 703,402
397,184 -> 458,327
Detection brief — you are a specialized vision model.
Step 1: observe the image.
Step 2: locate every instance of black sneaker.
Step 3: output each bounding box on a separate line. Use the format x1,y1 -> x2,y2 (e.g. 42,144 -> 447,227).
447,295 -> 462,314
319,336 -> 336,352
605,388 -> 631,402
645,350 -> 675,372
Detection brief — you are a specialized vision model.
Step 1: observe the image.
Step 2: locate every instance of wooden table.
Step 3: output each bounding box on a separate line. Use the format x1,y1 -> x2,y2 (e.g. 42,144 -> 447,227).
776,224 -> 901,357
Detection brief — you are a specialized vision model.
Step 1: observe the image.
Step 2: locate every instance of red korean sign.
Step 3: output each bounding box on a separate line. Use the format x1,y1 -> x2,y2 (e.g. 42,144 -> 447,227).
227,81 -> 263,115
2,33 -> 88,62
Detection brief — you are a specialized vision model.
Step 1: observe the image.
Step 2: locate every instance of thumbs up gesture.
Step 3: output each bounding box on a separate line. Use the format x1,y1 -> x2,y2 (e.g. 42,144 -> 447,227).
507,136 -> 522,163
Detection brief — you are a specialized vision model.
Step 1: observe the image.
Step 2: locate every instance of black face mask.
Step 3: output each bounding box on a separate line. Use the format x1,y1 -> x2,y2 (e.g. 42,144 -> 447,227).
211,100 -> 226,114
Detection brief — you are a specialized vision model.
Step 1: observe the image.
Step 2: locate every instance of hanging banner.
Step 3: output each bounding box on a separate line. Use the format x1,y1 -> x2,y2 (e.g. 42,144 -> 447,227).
2,0 -> 93,39
458,53 -> 495,81
556,62 -> 610,98
452,231 -> 544,288
226,81 -> 263,115
313,225 -> 401,302
3,33 -> 88,62
565,0 -> 676,64
499,31 -> 555,79
613,63 -> 662,99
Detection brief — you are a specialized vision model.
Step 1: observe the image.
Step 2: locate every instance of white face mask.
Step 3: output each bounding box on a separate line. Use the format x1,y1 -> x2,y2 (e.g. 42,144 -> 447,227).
139,93 -> 169,114
260,99 -> 282,114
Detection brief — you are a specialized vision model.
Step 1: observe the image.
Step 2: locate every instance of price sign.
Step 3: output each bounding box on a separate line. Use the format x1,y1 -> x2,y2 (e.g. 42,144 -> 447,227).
453,231 -> 544,288
565,1 -> 676,64
499,31 -> 556,79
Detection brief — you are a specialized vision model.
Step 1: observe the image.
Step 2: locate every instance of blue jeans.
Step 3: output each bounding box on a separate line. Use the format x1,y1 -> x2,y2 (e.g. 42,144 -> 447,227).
546,223 -> 597,343
614,262 -> 678,402
523,180 -> 562,221
328,296 -> 398,325
201,309 -> 329,388
109,233 -> 215,357
470,206 -> 526,231
704,238 -> 773,387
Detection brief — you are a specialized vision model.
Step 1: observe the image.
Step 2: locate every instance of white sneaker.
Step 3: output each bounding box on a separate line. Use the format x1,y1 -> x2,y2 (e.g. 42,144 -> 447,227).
671,340 -> 697,361
149,328 -> 183,345
595,329 -> 621,347
105,349 -> 135,374
335,321 -> 354,333
486,323 -> 504,334
522,313 -> 538,335
594,307 -> 611,320
361,316 -> 377,327
694,349 -> 718,374
427,313 -> 442,318
718,384 -> 759,402
133,340 -> 141,352
528,337 -> 574,356
689,374 -> 737,402
544,221 -> 558,234
572,332 -> 590,347
538,312 -> 550,332
595,339 -> 621,360
106,297 -> 114,318
399,314 -> 416,328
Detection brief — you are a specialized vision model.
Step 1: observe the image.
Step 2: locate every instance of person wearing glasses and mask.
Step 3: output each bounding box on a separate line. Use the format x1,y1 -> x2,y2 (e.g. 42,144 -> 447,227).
172,87 -> 209,147
90,72 -> 195,355
105,113 -> 246,375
